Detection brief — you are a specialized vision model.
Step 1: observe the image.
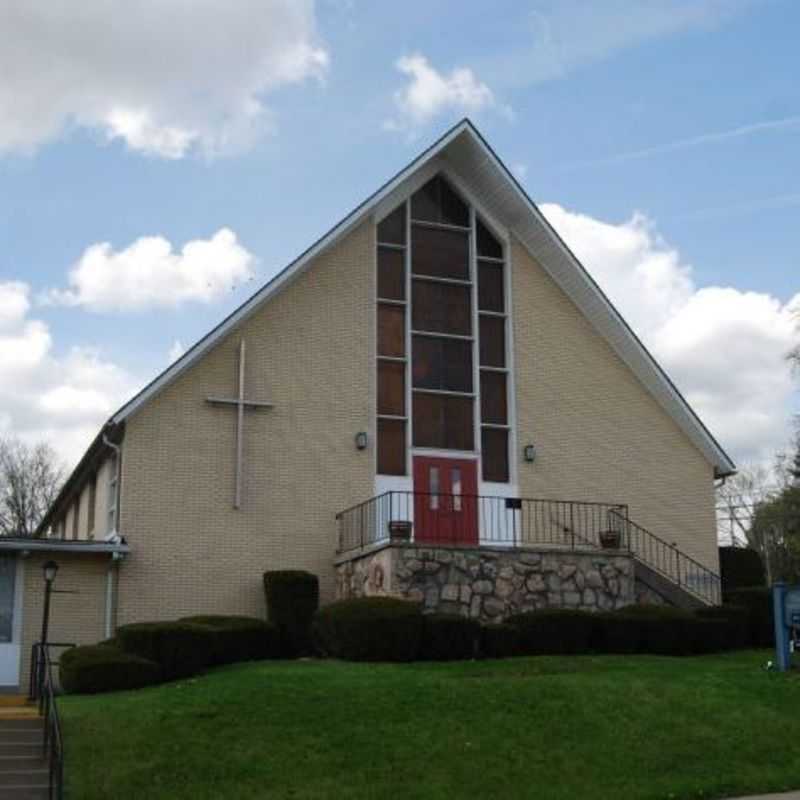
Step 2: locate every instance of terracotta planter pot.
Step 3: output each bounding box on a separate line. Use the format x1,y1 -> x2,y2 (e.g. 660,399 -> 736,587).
388,520 -> 412,542
599,529 -> 622,549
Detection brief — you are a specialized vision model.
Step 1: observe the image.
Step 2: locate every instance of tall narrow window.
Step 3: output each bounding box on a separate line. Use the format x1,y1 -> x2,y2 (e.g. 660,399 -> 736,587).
71,498 -> 79,540
477,218 -> 509,482
107,453 -> 118,533
376,179 -> 512,481
87,473 -> 97,537
376,204 -> 408,475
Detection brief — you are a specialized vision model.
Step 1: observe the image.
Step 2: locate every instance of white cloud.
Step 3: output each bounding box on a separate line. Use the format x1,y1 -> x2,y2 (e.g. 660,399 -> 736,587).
168,340 -> 186,363
386,54 -> 501,131
0,1 -> 328,159
0,282 -> 141,466
490,0 -> 752,89
45,228 -> 256,312
540,203 -> 799,466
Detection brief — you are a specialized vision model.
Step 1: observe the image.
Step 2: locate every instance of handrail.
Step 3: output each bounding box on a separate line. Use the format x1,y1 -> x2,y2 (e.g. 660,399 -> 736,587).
335,491 -> 721,606
336,491 -> 628,555
30,642 -> 74,800
609,510 -> 721,605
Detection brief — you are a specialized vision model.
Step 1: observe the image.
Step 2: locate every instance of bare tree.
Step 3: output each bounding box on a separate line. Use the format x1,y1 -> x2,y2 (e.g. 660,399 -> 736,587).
716,463 -> 776,547
0,437 -> 66,537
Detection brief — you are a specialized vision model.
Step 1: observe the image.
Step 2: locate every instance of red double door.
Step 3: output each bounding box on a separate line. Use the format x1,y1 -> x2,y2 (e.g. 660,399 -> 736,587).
413,456 -> 478,546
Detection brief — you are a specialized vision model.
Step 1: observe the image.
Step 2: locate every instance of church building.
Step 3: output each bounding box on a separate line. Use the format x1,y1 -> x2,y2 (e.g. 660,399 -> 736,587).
0,120 -> 735,690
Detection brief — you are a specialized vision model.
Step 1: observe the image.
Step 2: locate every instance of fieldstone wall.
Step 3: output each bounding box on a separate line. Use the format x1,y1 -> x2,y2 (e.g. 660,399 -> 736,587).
335,543 -> 635,622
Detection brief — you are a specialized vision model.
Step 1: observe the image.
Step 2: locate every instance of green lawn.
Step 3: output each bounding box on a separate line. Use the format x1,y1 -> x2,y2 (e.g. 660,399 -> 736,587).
61,652 -> 800,800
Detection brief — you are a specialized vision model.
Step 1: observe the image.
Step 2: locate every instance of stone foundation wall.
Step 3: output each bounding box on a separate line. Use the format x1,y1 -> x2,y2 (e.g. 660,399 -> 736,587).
335,544 -> 635,622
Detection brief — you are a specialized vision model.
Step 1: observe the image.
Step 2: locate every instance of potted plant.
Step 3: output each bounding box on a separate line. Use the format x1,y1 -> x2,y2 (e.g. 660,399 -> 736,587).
388,520 -> 412,542
599,529 -> 622,549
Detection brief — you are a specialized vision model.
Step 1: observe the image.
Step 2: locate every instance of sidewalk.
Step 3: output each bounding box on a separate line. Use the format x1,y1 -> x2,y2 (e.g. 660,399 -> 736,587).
727,793 -> 800,800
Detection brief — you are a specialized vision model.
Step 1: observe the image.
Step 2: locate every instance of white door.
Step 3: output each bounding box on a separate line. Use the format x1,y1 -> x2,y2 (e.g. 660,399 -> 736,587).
0,556 -> 21,687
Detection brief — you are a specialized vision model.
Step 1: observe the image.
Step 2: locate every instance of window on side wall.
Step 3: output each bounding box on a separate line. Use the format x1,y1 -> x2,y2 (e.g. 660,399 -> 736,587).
107,454 -> 118,534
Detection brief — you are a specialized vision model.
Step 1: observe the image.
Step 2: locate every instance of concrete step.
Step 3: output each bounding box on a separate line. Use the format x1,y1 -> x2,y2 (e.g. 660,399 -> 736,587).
0,755 -> 48,772
0,720 -> 43,733
0,696 -> 32,707
0,731 -> 44,744
0,791 -> 49,800
0,768 -> 50,787
0,744 -> 44,758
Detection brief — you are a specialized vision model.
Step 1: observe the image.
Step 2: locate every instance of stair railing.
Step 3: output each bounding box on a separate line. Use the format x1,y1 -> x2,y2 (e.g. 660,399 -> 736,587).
609,509 -> 721,605
30,642 -> 73,800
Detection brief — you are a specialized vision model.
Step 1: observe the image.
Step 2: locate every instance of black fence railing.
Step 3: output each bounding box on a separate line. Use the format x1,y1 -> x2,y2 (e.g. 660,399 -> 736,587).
609,510 -> 721,606
336,492 -> 629,554
30,642 -> 73,800
336,492 -> 722,606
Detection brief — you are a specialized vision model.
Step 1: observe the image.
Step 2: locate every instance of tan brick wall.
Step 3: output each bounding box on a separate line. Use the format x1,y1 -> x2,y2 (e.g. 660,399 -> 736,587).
19,554 -> 111,688
117,220 -> 375,624
510,238 -> 718,572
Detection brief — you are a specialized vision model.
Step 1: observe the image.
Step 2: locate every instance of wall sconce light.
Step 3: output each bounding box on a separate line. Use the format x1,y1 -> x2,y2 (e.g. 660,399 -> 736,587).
355,432 -> 368,450
523,444 -> 536,463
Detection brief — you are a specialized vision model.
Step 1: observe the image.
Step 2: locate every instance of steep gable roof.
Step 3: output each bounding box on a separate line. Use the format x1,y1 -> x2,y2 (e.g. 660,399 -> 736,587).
109,118 -> 734,477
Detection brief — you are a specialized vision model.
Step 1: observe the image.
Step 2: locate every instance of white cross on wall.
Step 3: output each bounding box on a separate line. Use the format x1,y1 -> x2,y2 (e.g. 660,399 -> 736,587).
206,339 -> 273,509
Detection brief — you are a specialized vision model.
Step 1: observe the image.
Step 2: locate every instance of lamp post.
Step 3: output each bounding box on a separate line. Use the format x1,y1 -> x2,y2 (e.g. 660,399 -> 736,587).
39,559 -> 58,653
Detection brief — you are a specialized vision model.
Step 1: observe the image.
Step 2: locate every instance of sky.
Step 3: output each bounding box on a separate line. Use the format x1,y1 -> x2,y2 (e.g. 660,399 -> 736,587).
0,0 -> 798,472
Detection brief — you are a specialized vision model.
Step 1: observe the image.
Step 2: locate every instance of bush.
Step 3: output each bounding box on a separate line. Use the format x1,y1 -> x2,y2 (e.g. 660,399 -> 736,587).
590,613 -> 640,654
723,587 -> 774,647
312,597 -> 422,662
60,645 -> 160,694
480,624 -> 519,659
263,571 -> 319,656
611,604 -> 698,656
506,610 -> 594,655
180,616 -> 281,664
419,614 -> 479,661
694,605 -> 750,651
720,547 -> 766,592
116,622 -> 216,681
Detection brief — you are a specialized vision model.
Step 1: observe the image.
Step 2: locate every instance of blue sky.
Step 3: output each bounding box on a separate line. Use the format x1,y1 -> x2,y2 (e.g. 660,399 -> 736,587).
0,0 -> 797,468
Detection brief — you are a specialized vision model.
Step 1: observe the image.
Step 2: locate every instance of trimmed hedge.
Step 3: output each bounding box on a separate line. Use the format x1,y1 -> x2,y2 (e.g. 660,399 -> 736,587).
60,645 -> 160,694
180,616 -> 281,664
312,598 -> 423,662
723,587 -> 774,647
610,604 -> 698,656
719,547 -> 766,592
420,614 -> 479,661
264,571 -> 319,656
590,613 -> 640,654
694,605 -> 750,651
117,622 -> 216,680
480,624 -> 519,659
506,610 -> 594,655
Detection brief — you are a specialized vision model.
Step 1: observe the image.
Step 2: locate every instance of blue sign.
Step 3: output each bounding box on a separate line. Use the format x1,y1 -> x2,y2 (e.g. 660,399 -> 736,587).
773,583 -> 800,672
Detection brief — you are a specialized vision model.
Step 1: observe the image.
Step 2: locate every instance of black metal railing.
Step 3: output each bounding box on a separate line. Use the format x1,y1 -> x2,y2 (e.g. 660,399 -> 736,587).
30,642 -> 73,800
336,492 -> 628,554
608,510 -> 721,606
336,491 -> 722,605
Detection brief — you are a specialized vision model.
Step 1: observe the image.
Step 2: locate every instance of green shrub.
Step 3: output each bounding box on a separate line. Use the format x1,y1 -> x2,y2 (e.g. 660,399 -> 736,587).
419,614 -> 479,661
723,587 -> 774,647
312,597 -> 422,662
60,645 -> 160,694
117,622 -> 216,680
180,616 -> 281,664
611,604 -> 699,656
590,613 -> 640,654
694,605 -> 750,650
263,571 -> 319,656
480,624 -> 519,659
719,547 -> 766,592
506,610 -> 594,655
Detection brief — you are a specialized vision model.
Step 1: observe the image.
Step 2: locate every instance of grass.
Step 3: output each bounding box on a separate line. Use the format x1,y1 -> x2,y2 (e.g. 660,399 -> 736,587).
61,651 -> 800,800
